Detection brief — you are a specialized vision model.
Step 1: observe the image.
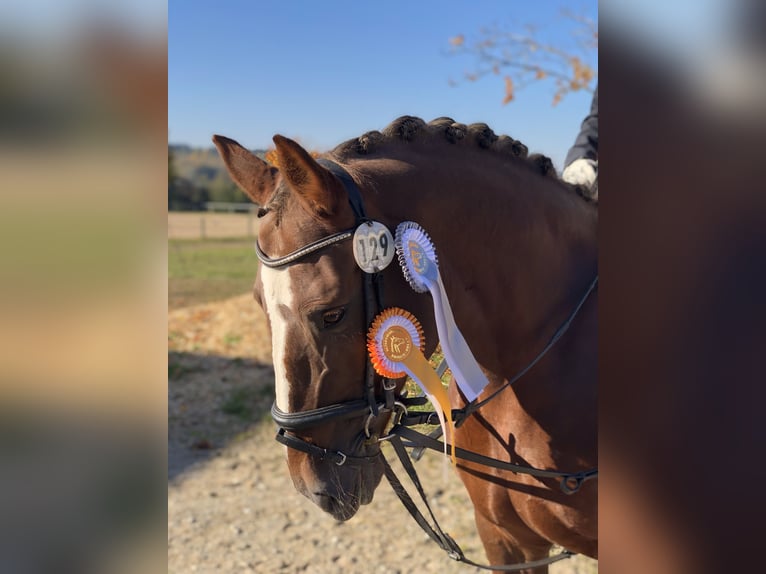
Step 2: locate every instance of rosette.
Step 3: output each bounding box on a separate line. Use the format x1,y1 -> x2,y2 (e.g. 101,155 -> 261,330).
367,307 -> 454,463
394,222 -> 490,402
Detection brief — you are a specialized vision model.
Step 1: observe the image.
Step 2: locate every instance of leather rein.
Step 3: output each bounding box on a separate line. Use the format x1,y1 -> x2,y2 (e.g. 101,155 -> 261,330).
257,159 -> 598,571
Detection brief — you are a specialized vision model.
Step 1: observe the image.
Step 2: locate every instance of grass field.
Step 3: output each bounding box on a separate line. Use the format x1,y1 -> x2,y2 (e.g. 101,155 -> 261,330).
169,237 -> 257,309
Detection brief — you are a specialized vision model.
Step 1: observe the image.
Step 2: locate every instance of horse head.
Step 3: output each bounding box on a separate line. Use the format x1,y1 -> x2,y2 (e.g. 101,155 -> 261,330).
213,134 -> 430,521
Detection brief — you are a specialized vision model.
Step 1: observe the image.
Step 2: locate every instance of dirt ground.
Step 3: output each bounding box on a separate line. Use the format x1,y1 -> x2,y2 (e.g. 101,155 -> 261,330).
168,293 -> 598,573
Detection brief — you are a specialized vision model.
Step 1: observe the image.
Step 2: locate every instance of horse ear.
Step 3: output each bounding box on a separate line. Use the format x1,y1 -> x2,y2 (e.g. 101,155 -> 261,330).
272,135 -> 341,216
212,135 -> 278,206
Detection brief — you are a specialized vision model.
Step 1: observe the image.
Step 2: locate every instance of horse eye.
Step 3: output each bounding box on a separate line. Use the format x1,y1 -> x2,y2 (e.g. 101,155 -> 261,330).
322,307 -> 346,328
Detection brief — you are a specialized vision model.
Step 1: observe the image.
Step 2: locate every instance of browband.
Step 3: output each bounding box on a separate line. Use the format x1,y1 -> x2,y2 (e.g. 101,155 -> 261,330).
255,228 -> 354,268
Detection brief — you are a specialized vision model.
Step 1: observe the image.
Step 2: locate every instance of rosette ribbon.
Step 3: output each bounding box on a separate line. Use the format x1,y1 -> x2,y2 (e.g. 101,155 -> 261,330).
367,308 -> 455,463
395,222 -> 489,402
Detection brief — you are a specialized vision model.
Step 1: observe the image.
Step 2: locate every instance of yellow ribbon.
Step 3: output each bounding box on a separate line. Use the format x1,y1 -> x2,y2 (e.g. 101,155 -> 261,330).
399,351 -> 455,465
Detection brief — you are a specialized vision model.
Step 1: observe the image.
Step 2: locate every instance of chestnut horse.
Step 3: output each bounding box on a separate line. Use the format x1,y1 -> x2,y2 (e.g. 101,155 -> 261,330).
213,116 -> 597,572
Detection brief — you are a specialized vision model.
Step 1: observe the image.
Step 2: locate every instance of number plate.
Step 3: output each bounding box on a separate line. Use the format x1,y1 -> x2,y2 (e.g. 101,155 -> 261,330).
352,221 -> 395,273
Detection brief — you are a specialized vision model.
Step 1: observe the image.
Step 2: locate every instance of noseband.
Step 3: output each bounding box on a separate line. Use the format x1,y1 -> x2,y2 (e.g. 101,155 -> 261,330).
260,159 -> 397,465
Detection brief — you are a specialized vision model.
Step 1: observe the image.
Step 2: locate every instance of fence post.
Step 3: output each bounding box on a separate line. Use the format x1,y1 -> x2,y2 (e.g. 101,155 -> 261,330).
200,215 -> 206,239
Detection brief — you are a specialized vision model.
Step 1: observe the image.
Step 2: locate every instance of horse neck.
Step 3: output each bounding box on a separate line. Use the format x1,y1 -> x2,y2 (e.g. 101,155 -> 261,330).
351,149 -> 597,380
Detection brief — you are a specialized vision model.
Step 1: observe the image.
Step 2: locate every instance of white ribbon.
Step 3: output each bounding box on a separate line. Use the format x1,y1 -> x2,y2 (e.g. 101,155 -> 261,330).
395,222 -> 490,402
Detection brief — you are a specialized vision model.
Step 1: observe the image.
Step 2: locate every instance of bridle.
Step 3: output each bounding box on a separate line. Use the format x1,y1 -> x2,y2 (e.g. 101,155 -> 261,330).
262,159 -> 400,466
257,159 -> 598,571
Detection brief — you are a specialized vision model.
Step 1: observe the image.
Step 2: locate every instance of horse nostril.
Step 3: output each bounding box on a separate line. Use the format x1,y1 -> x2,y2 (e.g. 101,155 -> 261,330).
313,492 -> 336,513
310,489 -> 360,521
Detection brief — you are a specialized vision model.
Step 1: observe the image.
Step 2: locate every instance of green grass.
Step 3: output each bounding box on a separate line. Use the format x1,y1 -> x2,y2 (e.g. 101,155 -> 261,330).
223,332 -> 243,347
221,387 -> 256,419
221,385 -> 273,421
168,362 -> 191,380
169,238 -> 257,309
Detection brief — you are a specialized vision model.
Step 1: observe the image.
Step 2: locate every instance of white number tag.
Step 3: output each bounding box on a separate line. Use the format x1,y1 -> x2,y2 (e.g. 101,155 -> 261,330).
352,221 -> 395,273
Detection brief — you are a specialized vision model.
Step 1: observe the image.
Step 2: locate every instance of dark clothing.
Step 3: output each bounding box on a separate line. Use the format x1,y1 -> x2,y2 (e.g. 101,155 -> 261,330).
564,86 -> 598,168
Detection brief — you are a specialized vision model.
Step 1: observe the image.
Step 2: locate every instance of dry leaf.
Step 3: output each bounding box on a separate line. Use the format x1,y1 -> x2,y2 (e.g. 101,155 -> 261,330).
265,149 -> 279,167
265,148 -> 320,168
502,76 -> 514,105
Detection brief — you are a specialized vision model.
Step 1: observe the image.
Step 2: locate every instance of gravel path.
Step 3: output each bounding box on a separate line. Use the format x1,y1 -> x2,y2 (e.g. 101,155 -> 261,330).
168,295 -> 597,573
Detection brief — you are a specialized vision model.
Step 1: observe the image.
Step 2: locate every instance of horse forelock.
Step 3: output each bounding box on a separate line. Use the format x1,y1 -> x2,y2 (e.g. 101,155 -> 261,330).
259,181 -> 291,227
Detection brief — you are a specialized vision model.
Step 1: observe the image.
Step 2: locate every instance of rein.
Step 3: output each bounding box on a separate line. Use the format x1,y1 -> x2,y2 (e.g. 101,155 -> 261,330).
382,435 -> 578,571
259,158 -> 596,571
455,275 -> 598,427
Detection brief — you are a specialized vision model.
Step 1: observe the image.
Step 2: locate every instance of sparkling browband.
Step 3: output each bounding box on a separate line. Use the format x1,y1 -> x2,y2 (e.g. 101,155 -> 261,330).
255,229 -> 354,268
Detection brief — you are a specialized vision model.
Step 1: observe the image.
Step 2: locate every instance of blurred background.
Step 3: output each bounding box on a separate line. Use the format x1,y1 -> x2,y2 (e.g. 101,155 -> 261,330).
599,1 -> 766,573
1,0 -> 765,572
0,1 -> 167,573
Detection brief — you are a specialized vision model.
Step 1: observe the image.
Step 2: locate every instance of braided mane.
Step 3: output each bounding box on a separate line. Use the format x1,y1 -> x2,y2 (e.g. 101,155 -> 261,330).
329,115 -> 593,202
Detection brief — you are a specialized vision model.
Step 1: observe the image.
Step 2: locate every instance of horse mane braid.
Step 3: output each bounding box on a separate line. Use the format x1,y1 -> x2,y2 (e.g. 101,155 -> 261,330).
332,115 -> 553,176
330,115 -> 595,202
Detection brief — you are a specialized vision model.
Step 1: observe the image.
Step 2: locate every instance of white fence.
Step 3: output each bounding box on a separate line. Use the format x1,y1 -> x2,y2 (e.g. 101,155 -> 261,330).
204,202 -> 256,213
168,211 -> 258,239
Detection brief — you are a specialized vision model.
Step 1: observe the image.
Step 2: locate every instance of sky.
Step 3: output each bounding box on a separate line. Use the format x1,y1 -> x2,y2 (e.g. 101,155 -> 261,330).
169,0 -> 597,170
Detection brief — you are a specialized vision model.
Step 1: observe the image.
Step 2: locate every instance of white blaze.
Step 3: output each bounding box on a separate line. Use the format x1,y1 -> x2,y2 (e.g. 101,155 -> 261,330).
260,265 -> 295,411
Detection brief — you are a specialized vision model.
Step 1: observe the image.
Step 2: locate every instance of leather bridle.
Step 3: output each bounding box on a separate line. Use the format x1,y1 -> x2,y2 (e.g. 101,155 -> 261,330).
261,158 -> 400,465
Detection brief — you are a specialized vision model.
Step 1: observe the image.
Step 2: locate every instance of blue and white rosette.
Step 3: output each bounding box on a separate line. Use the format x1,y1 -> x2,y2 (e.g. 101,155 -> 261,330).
395,222 -> 490,402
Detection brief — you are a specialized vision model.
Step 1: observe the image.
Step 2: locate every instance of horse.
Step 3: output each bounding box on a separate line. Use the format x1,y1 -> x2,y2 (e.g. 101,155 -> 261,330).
213,116 -> 598,572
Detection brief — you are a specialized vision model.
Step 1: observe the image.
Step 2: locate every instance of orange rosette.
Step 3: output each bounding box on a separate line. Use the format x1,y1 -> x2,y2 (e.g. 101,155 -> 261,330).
367,308 -> 425,379
367,307 -> 455,464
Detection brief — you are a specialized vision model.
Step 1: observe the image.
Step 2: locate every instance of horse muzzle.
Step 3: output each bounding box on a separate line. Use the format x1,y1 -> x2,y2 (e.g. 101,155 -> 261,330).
298,457 -> 382,521
309,483 -> 362,522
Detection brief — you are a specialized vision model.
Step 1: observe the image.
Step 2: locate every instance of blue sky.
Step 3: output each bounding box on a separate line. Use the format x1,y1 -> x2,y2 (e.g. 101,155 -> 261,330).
169,1 -> 597,170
